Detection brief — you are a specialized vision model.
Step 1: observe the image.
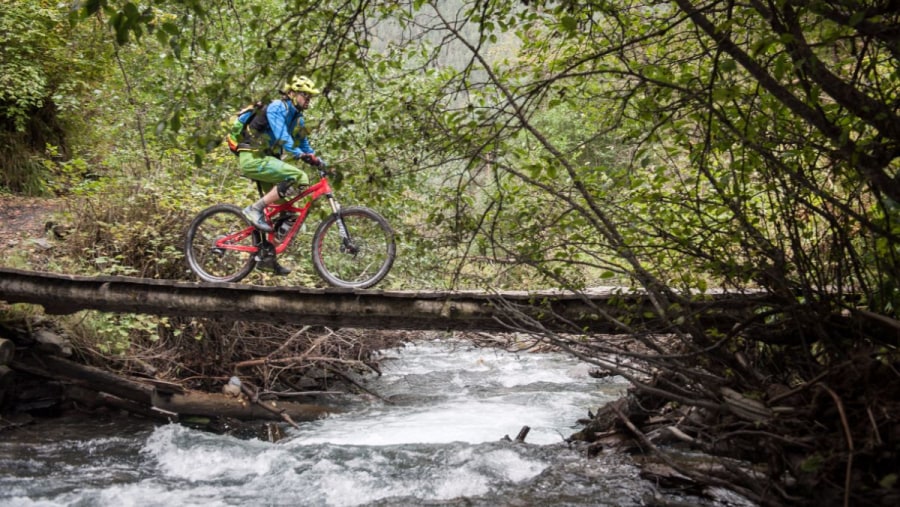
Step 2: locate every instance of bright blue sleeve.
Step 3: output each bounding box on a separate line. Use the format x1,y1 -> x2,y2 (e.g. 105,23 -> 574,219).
267,100 -> 314,159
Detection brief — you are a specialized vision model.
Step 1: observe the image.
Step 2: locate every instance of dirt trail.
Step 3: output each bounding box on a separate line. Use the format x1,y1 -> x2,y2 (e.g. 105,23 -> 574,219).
0,196 -> 64,253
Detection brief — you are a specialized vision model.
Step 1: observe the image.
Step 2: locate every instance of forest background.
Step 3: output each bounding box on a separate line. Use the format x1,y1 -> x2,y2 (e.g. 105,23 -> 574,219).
1,1 -> 898,506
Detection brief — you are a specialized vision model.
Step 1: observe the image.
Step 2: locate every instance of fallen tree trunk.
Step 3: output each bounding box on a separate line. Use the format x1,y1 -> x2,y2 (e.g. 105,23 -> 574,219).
0,267 -> 770,334
9,352 -> 335,423
12,354 -> 153,405
151,390 -> 331,422
65,385 -> 171,422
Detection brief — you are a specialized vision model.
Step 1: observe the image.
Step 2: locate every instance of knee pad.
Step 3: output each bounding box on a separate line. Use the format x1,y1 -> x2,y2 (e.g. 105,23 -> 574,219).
277,180 -> 296,199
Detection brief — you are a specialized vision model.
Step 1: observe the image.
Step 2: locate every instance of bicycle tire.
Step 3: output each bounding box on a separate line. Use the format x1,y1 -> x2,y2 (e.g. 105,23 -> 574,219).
185,204 -> 257,283
311,206 -> 396,289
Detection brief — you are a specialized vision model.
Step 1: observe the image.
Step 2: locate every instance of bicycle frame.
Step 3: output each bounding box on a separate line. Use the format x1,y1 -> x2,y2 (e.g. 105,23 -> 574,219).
214,169 -> 341,257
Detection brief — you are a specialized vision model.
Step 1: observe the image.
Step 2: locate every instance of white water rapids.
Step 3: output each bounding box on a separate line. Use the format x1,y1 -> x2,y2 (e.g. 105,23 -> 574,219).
0,339 -> 751,506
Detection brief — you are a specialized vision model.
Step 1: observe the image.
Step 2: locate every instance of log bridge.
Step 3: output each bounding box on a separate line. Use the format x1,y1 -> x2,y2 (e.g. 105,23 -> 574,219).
0,267 -> 766,429
0,267 -> 760,334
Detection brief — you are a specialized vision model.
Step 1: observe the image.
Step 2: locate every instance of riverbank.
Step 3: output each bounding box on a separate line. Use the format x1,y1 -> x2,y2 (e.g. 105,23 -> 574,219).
0,313 -> 423,437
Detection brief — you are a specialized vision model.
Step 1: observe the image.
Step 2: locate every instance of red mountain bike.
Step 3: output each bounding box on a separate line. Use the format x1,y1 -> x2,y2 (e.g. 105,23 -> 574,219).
185,168 -> 395,289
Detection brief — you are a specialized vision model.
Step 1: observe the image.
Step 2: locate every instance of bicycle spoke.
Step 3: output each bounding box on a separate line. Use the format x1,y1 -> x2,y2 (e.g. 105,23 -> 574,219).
186,205 -> 256,283
312,207 -> 395,288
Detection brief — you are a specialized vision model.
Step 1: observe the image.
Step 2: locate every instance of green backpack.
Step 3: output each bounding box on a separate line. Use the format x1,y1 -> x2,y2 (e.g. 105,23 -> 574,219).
225,101 -> 264,155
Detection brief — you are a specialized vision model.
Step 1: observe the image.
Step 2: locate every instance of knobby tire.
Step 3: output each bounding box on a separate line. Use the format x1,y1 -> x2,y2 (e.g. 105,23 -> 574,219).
312,206 -> 395,289
185,204 -> 256,283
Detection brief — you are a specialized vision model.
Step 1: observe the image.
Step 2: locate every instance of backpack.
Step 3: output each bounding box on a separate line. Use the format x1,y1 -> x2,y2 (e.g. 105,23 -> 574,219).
225,100 -> 265,156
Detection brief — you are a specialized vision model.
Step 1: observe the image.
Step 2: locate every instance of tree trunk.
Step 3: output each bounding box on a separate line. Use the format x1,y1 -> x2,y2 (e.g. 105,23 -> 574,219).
10,353 -> 334,423
0,267 -> 768,334
151,390 -> 332,422
12,354 -> 153,405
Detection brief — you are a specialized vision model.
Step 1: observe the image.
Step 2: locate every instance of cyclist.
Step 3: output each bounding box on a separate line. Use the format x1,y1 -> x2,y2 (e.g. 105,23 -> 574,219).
233,75 -> 326,275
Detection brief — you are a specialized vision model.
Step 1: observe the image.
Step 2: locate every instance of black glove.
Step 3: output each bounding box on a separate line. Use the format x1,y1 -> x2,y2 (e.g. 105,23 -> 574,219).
300,154 -> 325,167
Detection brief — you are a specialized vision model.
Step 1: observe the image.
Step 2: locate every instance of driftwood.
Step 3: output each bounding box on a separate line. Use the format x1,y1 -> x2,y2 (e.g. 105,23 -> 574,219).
501,425 -> 532,443
10,351 -> 335,424
151,390 -> 331,423
515,425 -> 530,443
13,354 -> 153,404
65,385 -> 170,421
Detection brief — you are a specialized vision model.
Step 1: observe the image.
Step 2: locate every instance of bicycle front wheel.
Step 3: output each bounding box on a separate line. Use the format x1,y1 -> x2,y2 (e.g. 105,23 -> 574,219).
312,206 -> 396,289
185,204 -> 257,283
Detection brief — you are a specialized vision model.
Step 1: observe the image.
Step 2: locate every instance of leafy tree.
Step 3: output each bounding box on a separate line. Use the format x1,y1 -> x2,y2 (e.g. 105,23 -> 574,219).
309,1 -> 899,503
0,0 -> 105,193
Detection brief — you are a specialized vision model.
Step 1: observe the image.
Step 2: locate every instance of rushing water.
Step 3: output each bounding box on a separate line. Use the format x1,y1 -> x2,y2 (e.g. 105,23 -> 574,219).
0,339 -> 749,506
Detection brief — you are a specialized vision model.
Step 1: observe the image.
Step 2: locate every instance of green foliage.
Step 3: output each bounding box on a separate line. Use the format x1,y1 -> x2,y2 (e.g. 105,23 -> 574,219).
0,139 -> 51,195
0,1 -> 60,131
0,303 -> 45,323
63,310 -> 165,356
81,0 -> 157,45
0,0 -> 108,194
57,173 -> 200,279
10,0 -> 895,311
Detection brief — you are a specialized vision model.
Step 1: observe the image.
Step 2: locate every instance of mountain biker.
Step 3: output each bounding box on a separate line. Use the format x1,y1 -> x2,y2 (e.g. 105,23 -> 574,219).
234,75 -> 326,275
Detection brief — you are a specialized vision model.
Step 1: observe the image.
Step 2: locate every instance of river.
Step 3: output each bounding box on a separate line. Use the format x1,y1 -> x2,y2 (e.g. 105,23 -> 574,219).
0,339 -> 753,506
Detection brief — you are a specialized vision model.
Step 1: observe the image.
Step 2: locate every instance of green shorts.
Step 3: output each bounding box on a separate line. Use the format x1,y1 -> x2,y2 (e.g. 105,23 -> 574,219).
238,151 -> 310,194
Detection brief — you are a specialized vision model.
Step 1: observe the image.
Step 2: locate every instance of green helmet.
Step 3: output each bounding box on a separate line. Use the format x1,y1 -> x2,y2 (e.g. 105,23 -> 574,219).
282,75 -> 320,95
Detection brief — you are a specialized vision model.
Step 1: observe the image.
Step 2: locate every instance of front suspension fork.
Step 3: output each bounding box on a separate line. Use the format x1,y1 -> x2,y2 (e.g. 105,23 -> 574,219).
327,195 -> 358,254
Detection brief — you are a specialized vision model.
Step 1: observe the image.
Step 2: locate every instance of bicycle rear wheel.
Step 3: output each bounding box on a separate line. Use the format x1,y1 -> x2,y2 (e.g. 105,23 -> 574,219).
312,206 -> 395,289
185,204 -> 257,283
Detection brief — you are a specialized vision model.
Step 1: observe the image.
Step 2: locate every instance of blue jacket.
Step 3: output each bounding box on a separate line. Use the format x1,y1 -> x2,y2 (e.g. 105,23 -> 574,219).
266,98 -> 314,159
238,98 -> 314,159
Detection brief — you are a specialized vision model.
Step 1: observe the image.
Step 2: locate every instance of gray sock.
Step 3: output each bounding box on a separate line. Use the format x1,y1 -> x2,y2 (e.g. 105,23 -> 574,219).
252,199 -> 266,210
